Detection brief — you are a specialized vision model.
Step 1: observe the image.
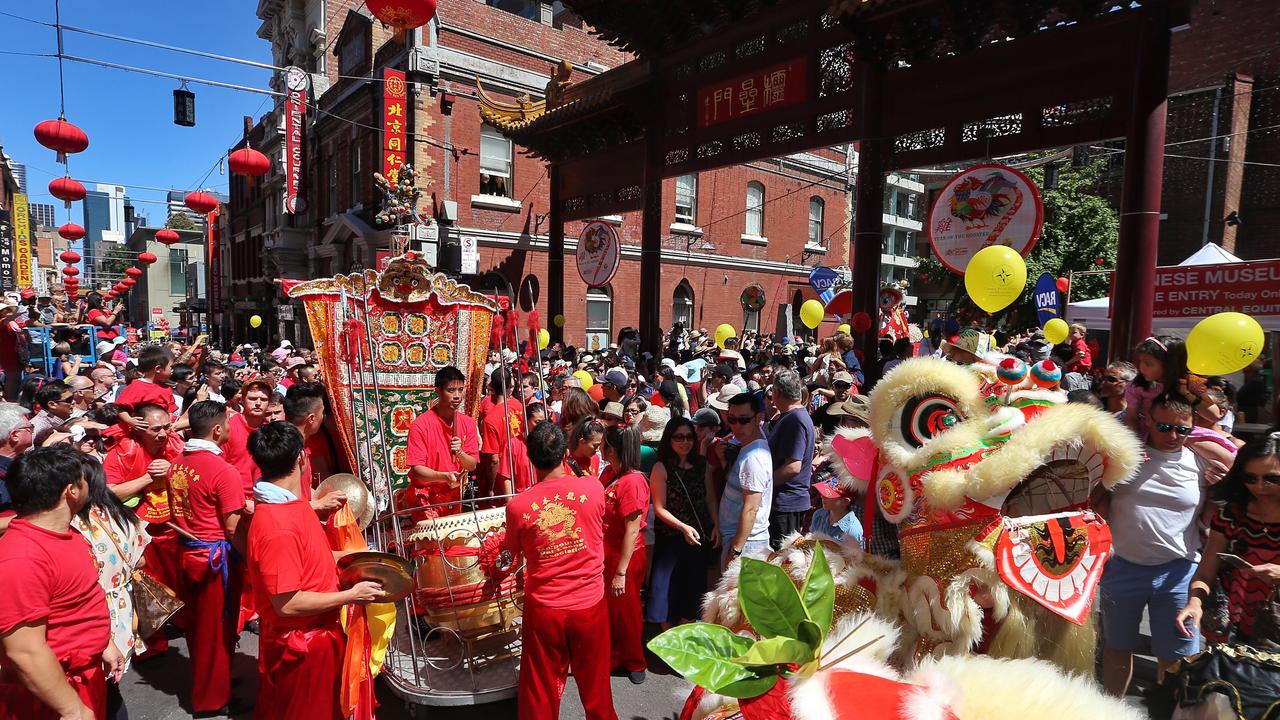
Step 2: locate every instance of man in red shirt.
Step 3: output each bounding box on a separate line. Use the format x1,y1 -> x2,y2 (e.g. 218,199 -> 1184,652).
0,445 -> 121,720
223,377 -> 273,495
406,366 -> 479,511
104,402 -> 185,653
282,382 -> 346,514
245,421 -> 382,720
168,401 -> 248,717
480,368 -> 532,496
503,421 -> 616,720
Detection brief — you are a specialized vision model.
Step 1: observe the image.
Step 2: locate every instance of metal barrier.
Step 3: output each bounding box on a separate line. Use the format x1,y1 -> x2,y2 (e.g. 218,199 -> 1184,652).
370,494 -> 523,708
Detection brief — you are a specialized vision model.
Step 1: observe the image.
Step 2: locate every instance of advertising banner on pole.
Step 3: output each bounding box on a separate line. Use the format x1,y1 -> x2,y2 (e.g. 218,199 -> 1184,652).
12,194 -> 31,289
382,68 -> 408,185
284,66 -> 308,214
1033,272 -> 1060,327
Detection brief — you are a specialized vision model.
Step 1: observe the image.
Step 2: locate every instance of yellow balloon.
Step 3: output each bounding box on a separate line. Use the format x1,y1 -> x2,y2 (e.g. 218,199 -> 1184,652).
249,314 -> 262,328
1043,318 -> 1069,345
714,323 -> 737,349
553,314 -> 566,328
964,245 -> 1027,313
836,323 -> 851,335
1186,312 -> 1265,375
537,328 -> 550,350
799,299 -> 824,329
573,369 -> 594,390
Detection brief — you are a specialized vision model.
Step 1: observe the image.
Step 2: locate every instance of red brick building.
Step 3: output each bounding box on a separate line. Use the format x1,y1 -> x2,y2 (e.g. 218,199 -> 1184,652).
232,0 -> 851,346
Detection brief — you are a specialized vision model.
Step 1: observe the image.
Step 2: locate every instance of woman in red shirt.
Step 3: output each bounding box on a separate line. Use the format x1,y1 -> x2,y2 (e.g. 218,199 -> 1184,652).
564,417 -> 604,478
599,425 -> 649,684
83,294 -> 122,341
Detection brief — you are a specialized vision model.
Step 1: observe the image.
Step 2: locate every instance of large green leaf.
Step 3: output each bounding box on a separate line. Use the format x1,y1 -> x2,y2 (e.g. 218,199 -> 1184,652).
800,542 -> 835,640
739,557 -> 809,639
732,636 -> 815,668
718,673 -> 780,700
646,623 -> 761,694
796,619 -> 823,654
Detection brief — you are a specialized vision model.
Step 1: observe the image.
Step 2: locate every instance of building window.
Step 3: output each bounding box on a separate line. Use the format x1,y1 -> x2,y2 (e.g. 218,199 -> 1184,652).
808,196 -> 824,247
901,230 -> 914,256
480,124 -> 513,198
743,306 -> 760,333
585,286 -> 612,352
169,248 -> 188,294
745,181 -> 764,237
672,281 -> 694,329
328,160 -> 338,215
675,174 -> 697,225
350,143 -> 362,207
487,0 -> 539,19
907,193 -> 919,221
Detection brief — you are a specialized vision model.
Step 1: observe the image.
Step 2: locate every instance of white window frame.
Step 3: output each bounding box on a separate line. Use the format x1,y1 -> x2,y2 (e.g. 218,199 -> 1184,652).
585,286 -> 612,352
674,174 -> 697,225
743,181 -> 766,243
479,124 -> 514,198
807,196 -> 825,248
672,281 -> 694,330
742,306 -> 760,333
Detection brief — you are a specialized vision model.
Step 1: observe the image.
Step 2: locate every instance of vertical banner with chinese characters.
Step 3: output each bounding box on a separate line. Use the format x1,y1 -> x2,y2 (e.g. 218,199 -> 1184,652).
12,193 -> 31,289
207,205 -> 222,317
696,58 -> 808,128
382,68 -> 408,185
284,66 -> 309,214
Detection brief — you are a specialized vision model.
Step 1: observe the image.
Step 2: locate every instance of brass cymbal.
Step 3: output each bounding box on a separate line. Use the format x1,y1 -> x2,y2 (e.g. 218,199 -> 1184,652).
316,473 -> 374,530
336,551 -> 415,602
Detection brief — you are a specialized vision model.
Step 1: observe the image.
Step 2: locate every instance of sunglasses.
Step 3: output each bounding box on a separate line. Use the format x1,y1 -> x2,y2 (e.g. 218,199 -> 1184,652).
671,433 -> 695,441
1244,474 -> 1280,486
1153,421 -> 1192,436
1102,375 -> 1123,383
726,415 -> 756,426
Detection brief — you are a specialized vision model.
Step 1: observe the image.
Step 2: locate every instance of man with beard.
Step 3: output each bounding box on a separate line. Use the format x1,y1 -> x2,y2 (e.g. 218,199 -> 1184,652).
407,366 -> 479,511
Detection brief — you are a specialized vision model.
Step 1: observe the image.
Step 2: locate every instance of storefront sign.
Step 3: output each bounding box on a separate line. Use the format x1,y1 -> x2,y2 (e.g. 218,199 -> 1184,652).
1033,272 -> 1060,327
284,66 -> 309,214
383,68 -> 408,185
575,221 -> 620,288
697,58 -> 808,128
12,193 -> 31,289
1149,259 -> 1280,319
0,221 -> 14,291
927,164 -> 1043,274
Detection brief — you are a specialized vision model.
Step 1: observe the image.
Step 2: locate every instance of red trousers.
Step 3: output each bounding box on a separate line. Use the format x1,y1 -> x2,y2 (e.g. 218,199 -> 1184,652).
0,661 -> 104,720
178,547 -> 243,712
606,543 -> 647,673
519,598 -> 617,720
140,523 -> 180,653
256,621 -> 345,720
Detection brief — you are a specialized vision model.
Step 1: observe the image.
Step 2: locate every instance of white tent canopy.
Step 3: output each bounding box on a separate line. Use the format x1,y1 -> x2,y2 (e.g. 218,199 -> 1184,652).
1067,243 -> 1280,331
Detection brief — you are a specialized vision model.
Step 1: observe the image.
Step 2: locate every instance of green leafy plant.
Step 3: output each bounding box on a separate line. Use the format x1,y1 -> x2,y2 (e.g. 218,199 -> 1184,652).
647,543 -> 835,699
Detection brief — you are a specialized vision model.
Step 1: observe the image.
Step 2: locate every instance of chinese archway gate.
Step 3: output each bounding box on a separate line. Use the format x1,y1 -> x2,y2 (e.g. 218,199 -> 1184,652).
479,0 -> 1189,360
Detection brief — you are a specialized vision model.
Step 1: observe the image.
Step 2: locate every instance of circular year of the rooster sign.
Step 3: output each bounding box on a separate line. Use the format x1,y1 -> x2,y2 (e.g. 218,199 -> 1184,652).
576,221 -> 621,288
927,163 -> 1043,274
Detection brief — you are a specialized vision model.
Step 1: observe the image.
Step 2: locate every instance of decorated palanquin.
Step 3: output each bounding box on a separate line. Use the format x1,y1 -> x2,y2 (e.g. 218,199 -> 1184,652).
283,252 -> 497,512
699,356 -> 1142,672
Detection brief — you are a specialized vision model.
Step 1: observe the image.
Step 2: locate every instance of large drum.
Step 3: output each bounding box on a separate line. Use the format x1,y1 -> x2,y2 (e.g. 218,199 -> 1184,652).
408,507 -> 522,634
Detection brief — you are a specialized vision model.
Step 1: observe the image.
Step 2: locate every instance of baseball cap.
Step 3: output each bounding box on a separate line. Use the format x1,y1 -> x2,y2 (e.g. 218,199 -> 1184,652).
815,475 -> 855,500
603,368 -> 630,390
692,408 -> 721,427
284,356 -> 308,370
831,371 -> 854,387
96,341 -> 114,357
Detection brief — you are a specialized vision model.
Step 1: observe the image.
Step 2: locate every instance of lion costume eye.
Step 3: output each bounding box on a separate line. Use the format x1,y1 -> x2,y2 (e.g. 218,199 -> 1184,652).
892,394 -> 962,449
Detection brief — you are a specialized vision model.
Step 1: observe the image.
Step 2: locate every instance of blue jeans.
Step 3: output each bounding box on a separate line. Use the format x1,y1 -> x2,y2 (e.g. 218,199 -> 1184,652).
645,534 -> 709,624
720,536 -> 770,566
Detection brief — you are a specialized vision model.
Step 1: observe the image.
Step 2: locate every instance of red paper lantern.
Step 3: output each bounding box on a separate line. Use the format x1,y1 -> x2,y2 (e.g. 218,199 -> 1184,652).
58,223 -> 86,241
125,267 -> 143,278
61,266 -> 80,277
1056,277 -> 1069,293
49,176 -> 87,208
851,311 -> 873,334
33,118 -> 89,162
1094,257 -> 1105,266
228,147 -> 271,176
122,278 -> 136,288
184,191 -> 219,214
59,249 -> 82,264
113,284 -> 126,294
367,0 -> 437,29
154,229 -> 180,245
137,252 -> 158,265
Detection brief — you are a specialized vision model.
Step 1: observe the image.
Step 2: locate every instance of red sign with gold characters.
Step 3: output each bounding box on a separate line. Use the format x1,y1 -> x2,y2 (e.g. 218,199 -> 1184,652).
696,58 -> 808,128
383,68 -> 408,184
284,66 -> 309,214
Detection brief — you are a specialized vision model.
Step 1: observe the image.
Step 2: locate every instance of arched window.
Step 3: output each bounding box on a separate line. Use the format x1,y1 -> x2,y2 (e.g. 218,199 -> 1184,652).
745,181 -> 765,237
585,286 -> 612,352
808,196 -> 825,247
672,281 -> 695,330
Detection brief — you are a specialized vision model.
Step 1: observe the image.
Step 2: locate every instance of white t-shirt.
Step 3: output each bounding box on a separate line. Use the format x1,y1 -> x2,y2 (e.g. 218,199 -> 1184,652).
1109,445 -> 1206,565
719,438 -> 773,545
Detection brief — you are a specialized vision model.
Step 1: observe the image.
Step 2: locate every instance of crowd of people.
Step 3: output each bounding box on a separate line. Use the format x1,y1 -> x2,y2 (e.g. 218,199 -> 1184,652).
0,292 -> 1277,719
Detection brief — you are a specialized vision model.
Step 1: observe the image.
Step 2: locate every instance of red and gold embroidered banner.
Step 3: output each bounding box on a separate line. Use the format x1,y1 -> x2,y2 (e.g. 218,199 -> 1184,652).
382,68 -> 408,185
284,253 -> 496,507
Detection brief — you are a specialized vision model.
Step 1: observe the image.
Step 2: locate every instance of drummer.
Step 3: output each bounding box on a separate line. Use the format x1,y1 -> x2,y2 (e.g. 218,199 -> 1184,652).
166,400 -> 247,716
245,421 -> 383,720
406,366 -> 479,510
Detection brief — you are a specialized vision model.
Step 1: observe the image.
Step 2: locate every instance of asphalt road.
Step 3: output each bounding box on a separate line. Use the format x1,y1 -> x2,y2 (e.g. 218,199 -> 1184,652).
120,629 -> 692,719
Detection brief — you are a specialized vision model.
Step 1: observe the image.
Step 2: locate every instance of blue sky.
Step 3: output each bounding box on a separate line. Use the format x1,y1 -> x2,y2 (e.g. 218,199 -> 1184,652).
1,1 -> 272,224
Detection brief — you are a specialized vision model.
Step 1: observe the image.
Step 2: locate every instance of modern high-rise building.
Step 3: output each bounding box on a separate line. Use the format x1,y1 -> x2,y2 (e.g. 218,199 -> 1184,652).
10,162 -> 26,192
167,189 -> 227,227
29,202 -> 56,228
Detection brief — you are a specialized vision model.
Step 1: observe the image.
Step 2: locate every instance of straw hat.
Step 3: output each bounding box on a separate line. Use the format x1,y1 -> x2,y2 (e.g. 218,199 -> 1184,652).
315,473 -> 375,529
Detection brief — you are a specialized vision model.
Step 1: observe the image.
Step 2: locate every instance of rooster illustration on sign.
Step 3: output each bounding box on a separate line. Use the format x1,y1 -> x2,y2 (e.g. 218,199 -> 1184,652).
949,171 -> 1019,228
